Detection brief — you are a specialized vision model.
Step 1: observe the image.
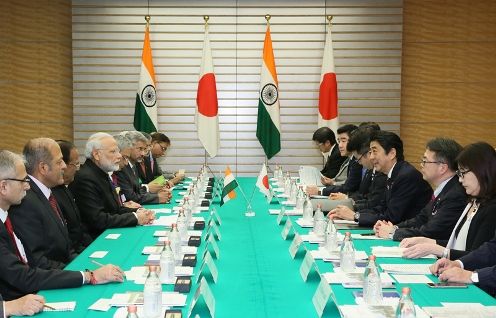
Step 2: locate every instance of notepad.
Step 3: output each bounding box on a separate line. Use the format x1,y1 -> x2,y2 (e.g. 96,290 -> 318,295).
391,274 -> 434,284
371,246 -> 436,259
43,302 -> 76,312
88,298 -> 111,311
105,233 -> 121,240
380,263 -> 432,275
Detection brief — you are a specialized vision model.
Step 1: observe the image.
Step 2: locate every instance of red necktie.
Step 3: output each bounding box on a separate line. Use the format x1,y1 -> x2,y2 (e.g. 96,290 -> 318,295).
48,194 -> 65,225
150,157 -> 154,174
4,217 -> 26,264
110,174 -> 123,206
431,194 -> 436,202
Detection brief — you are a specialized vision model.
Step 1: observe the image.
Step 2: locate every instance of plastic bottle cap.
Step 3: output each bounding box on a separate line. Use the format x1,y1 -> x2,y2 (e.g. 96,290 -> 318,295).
149,265 -> 157,272
317,204 -> 321,208
345,231 -> 351,236
369,255 -> 376,261
127,305 -> 138,313
401,287 -> 411,295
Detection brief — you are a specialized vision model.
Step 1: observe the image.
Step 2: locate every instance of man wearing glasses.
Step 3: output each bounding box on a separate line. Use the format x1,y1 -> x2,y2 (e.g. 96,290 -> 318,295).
374,138 -> 467,242
9,138 -> 75,270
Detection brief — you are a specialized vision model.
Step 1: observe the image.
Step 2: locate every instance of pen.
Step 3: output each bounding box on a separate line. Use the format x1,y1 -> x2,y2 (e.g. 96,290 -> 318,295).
44,304 -> 56,310
91,260 -> 105,267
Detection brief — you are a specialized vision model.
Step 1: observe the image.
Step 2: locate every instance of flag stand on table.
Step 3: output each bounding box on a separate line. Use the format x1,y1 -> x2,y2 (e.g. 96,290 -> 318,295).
134,15 -> 158,133
256,162 -> 273,203
317,15 -> 339,133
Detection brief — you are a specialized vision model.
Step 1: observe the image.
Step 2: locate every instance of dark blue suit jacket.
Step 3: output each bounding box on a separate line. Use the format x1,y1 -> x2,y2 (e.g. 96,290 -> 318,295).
393,176 -> 467,241
322,157 -> 363,195
321,145 -> 346,179
358,160 -> 433,227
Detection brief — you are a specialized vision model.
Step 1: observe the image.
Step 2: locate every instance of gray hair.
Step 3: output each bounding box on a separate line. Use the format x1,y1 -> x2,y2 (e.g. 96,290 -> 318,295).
140,131 -> 152,142
0,150 -> 24,180
84,132 -> 114,159
23,138 -> 56,175
123,131 -> 147,146
113,134 -> 133,151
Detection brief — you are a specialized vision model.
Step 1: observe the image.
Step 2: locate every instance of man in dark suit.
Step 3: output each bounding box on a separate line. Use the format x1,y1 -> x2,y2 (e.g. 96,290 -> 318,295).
330,131 -> 433,227
70,133 -> 155,240
328,128 -> 387,212
9,138 -> 74,270
312,127 -> 346,179
114,132 -> 170,205
374,138 -> 467,241
52,140 -> 92,253
0,150 -> 123,301
139,132 -> 184,185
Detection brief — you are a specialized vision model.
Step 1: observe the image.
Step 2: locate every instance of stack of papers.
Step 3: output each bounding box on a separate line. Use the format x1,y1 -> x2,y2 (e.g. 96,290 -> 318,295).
380,263 -> 432,275
109,292 -> 186,307
322,271 -> 394,288
422,303 -> 496,318
42,302 -> 76,312
371,246 -> 436,259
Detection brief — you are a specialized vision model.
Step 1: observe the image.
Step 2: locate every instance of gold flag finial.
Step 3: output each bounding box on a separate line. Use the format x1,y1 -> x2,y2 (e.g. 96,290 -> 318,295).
204,15 -> 209,24
326,15 -> 333,24
265,14 -> 271,23
145,15 -> 151,24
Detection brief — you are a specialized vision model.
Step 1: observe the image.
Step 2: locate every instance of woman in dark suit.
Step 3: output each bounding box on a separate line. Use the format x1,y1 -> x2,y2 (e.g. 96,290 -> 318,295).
400,142 -> 496,259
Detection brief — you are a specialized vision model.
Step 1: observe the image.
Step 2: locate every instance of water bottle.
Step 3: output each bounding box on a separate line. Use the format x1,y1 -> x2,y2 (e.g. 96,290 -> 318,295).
303,195 -> 314,221
143,266 -> 162,318
290,180 -> 297,203
169,224 -> 182,263
313,204 -> 326,236
284,172 -> 291,196
324,217 -> 338,252
340,232 -> 356,272
126,305 -> 139,318
396,287 -> 416,318
363,255 -> 383,305
159,241 -> 175,284
176,210 -> 188,242
295,186 -> 305,211
277,166 -> 284,186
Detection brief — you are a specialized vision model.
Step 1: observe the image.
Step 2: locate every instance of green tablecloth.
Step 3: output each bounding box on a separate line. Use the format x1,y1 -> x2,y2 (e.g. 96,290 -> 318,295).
33,177 -> 495,317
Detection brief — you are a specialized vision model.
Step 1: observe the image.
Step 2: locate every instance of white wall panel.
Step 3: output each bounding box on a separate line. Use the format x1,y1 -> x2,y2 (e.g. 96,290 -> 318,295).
73,0 -> 403,176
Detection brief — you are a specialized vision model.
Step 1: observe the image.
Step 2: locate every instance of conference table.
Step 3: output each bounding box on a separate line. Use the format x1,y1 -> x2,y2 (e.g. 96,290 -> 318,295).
35,177 -> 496,317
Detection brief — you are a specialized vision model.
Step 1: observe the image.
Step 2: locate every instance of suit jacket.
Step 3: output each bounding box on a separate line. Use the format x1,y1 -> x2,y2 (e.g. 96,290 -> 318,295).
322,158 -> 363,195
321,145 -> 346,179
51,185 -> 92,254
0,294 -> 3,318
438,197 -> 496,260
69,159 -> 138,240
9,180 -> 72,270
0,221 -> 82,301
115,164 -> 158,204
358,160 -> 433,227
138,154 -> 174,184
352,169 -> 387,211
459,233 -> 496,296
393,177 -> 467,241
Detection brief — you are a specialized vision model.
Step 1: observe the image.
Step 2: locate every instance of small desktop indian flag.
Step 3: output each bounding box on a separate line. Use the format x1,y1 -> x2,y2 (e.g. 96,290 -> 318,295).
221,166 -> 238,206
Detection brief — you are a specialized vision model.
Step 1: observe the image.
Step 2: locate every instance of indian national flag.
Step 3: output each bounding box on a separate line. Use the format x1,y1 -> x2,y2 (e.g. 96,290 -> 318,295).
256,24 -> 281,160
220,166 -> 238,206
256,163 -> 270,197
134,24 -> 158,133
317,22 -> 339,132
196,22 -> 219,158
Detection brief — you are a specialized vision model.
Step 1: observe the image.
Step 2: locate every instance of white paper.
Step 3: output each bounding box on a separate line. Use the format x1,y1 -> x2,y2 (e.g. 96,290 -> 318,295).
272,187 -> 285,193
89,251 -> 108,259
88,298 -> 112,312
322,272 -> 394,287
105,233 -> 121,240
351,233 -> 386,240
380,263 -> 432,275
333,219 -> 359,225
371,246 -> 436,259
285,209 -> 303,216
422,303 -> 496,318
141,246 -> 163,255
110,292 -> 186,307
151,208 -> 172,214
339,304 -> 430,318
301,233 -> 325,244
299,166 -> 322,186
281,200 -> 296,206
391,274 -> 434,284
295,218 -> 314,228
113,306 -> 168,318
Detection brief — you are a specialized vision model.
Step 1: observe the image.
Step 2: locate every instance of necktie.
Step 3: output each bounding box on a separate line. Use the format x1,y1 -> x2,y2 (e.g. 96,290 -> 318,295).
431,194 -> 436,202
48,194 -> 65,225
150,157 -> 154,174
109,175 -> 123,206
140,161 -> 146,176
4,217 -> 26,264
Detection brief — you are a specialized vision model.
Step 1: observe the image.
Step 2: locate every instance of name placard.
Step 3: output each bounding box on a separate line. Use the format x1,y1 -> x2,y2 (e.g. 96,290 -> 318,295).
312,277 -> 333,318
281,218 -> 293,240
289,233 -> 303,259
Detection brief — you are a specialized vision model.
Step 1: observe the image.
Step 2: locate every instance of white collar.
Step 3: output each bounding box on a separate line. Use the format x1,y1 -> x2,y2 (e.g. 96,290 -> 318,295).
0,207 -> 7,223
28,175 -> 51,200
387,162 -> 397,179
434,175 -> 454,198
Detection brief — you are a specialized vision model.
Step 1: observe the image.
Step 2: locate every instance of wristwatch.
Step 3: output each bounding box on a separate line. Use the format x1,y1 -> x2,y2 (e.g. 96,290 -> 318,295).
353,212 -> 360,222
471,271 -> 479,283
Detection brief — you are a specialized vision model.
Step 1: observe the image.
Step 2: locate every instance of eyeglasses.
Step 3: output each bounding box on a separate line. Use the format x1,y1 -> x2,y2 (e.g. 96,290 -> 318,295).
456,169 -> 471,178
420,158 -> 445,167
68,162 -> 81,169
2,177 -> 30,184
354,152 -> 367,161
